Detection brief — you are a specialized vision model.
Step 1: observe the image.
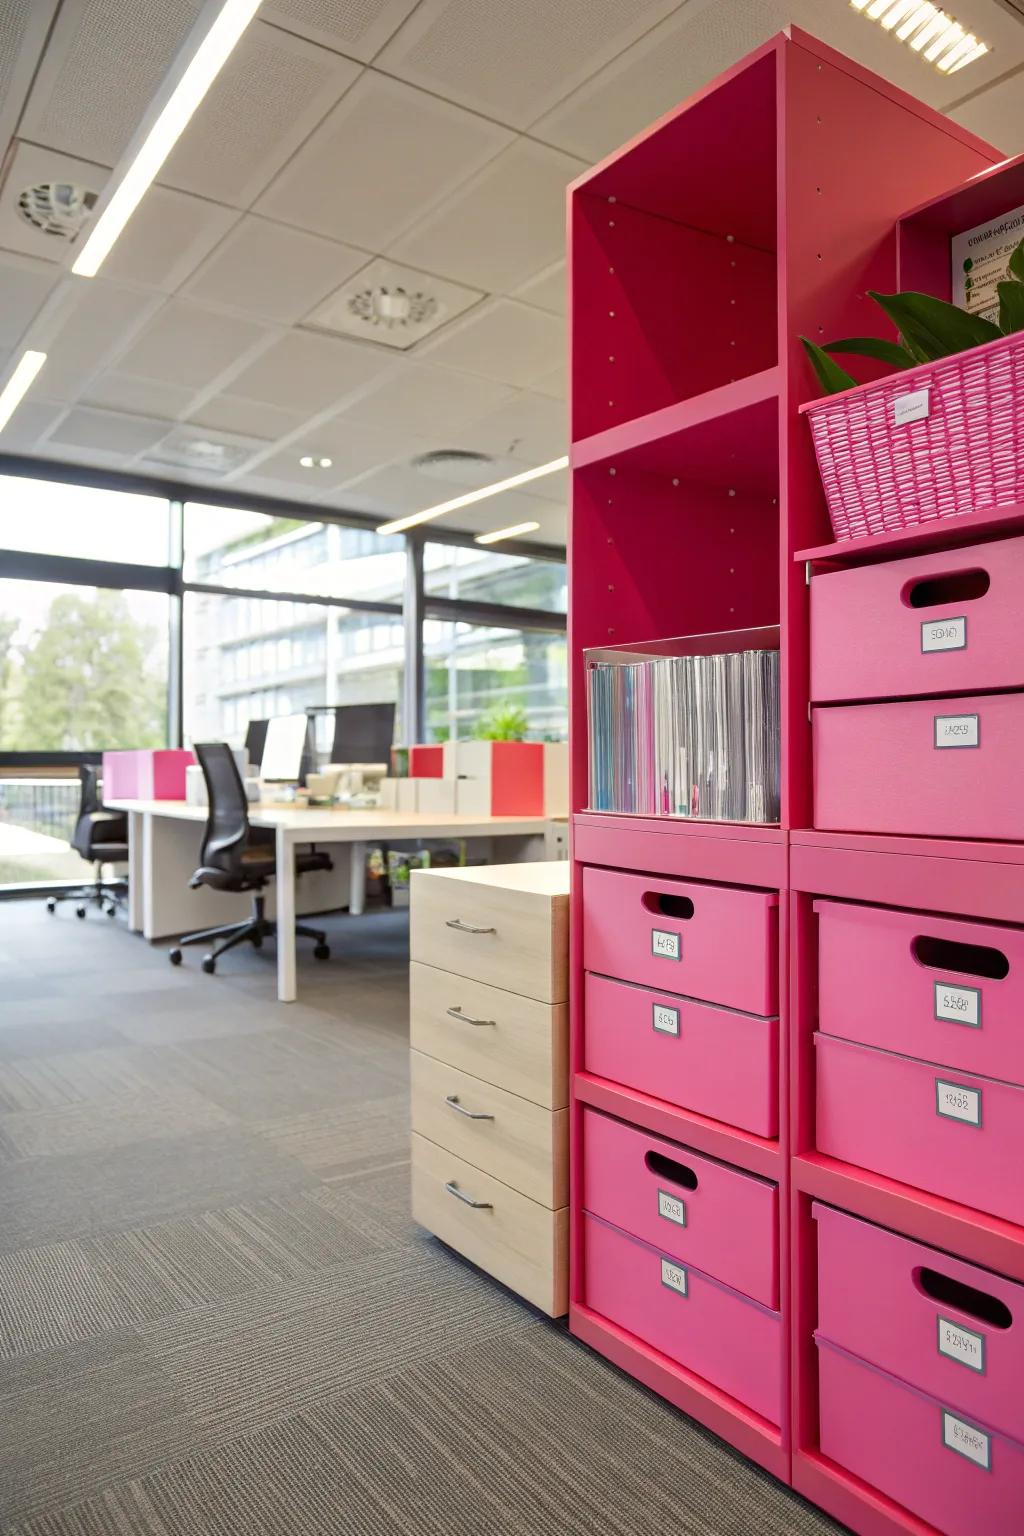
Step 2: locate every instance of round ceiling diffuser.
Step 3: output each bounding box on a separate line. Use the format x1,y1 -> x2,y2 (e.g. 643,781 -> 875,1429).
347,285 -> 438,330
17,182 -> 98,239
412,449 -> 495,486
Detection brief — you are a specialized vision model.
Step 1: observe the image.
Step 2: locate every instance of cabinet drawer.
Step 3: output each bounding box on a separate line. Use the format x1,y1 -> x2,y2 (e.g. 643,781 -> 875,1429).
411,1051 -> 567,1208
411,1132 -> 567,1316
584,972 -> 778,1137
582,865 -> 778,1015
582,1107 -> 778,1307
410,961 -> 567,1109
810,534 -> 1024,704
410,868 -> 567,1003
817,899 -> 1024,1086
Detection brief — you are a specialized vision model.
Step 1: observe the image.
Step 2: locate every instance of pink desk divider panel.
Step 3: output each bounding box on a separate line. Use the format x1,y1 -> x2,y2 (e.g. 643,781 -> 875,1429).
583,1212 -> 782,1424
584,972 -> 778,1137
409,745 -> 444,778
142,750 -> 194,800
813,691 -> 1024,840
814,1202 -> 1024,1441
816,1334 -> 1024,1536
816,899 -> 1024,1087
101,750 -> 143,800
581,865 -> 778,1016
810,533 -> 1024,704
815,1033 -> 1024,1228
583,1107 -> 778,1306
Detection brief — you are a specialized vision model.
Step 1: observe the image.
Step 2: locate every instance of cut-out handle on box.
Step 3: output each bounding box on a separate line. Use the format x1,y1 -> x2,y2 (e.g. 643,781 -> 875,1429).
902,569 -> 989,609
912,934 -> 1009,980
645,1149 -> 698,1190
641,891 -> 694,921
914,1265 -> 1012,1329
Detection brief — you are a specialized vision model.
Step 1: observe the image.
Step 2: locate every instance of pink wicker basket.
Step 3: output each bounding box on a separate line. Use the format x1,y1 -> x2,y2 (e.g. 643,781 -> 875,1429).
801,329 -> 1024,542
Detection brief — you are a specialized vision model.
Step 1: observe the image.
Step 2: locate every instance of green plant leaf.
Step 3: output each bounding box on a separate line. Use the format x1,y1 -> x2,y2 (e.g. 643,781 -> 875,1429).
800,336 -> 856,395
1009,236 -> 1024,285
998,278 -> 1024,335
867,290 -> 1002,361
824,336 -> 916,369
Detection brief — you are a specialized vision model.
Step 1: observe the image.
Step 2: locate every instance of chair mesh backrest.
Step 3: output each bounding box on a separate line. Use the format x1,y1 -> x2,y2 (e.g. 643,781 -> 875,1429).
195,743 -> 249,875
79,764 -> 102,817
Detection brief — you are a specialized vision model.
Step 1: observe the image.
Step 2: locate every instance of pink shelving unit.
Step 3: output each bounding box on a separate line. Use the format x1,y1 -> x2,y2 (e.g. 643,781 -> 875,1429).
567,22 -> 1004,1526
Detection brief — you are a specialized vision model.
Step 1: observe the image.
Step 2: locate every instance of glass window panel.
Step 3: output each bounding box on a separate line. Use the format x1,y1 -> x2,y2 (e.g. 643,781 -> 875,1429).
424,620 -> 566,743
423,541 -> 566,612
0,475 -> 170,565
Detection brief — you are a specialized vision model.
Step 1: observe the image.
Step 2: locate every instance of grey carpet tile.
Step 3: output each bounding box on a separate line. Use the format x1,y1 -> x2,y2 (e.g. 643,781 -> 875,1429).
0,1019 -> 127,1059
302,1163 -> 416,1252
0,1085 -> 232,1162
0,1128 -> 315,1255
253,1093 -> 410,1180
0,1049 -> 155,1114
109,995 -> 321,1047
0,1242 -> 129,1359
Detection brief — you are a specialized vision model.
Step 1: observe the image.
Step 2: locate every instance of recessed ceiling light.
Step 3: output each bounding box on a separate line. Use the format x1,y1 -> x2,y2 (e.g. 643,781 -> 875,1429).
377,455 -> 569,536
850,1 -> 988,73
299,455 -> 332,469
475,521 -> 541,545
0,350 -> 47,433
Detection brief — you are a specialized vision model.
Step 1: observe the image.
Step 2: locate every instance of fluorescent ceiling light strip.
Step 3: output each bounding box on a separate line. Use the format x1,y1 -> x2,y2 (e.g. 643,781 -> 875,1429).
896,5 -> 938,41
866,0 -> 891,16
880,2 -> 922,30
0,350 -> 46,433
72,0 -> 262,277
946,39 -> 987,72
376,456 -> 569,536
935,30 -> 975,68
475,521 -> 541,545
925,20 -> 963,60
850,0 -> 871,11
910,11 -> 951,50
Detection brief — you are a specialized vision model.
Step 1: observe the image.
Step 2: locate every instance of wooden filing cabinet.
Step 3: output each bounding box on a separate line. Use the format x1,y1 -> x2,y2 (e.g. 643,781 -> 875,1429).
409,861 -> 570,1315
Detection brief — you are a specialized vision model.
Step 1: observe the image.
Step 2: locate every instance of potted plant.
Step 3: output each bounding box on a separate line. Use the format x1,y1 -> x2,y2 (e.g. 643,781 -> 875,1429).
799,236 -> 1024,541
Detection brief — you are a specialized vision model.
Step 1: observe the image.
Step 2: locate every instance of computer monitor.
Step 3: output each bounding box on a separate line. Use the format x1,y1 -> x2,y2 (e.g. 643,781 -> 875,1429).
331,702 -> 396,766
259,714 -> 316,785
244,717 -> 269,769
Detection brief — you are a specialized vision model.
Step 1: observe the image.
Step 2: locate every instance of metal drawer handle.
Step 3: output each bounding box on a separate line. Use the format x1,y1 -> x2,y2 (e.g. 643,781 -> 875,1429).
446,1005 -> 496,1027
445,1179 -> 492,1208
445,1093 -> 494,1121
446,918 -> 496,934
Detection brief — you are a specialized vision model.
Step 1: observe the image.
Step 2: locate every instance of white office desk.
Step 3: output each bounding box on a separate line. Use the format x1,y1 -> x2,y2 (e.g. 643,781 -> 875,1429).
106,798 -> 552,1002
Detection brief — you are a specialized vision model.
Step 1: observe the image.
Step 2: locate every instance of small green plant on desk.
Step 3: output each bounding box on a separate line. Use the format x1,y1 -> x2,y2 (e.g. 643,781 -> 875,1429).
472,703 -> 529,741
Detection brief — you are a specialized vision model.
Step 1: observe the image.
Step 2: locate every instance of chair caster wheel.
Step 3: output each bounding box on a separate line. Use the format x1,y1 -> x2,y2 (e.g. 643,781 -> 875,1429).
169,948 -> 182,966
201,955 -> 216,974
106,905 -> 117,917
46,898 -> 56,914
76,906 -> 87,919
251,934 -> 263,949
314,943 -> 330,961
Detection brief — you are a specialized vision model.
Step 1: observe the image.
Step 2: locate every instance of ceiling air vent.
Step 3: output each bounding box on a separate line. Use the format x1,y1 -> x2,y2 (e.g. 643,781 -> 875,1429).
304,259 -> 482,351
17,182 -> 97,239
412,449 -> 495,487
349,285 -> 437,331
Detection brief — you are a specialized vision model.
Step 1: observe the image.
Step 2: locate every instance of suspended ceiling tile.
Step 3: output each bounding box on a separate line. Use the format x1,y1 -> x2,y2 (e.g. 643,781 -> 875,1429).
438,490 -> 566,542
258,0 -> 422,61
19,0 -> 204,166
81,371 -> 196,420
187,393 -> 307,442
390,139 -> 585,294
0,142 -> 107,264
0,2 -> 60,161
519,465 -> 569,501
304,257 -> 483,350
45,405 -> 173,456
513,261 -> 566,315
951,69 -> 1024,156
115,299 -> 272,390
418,298 -> 563,388
246,420 -> 430,489
97,186 -> 241,293
333,457 -> 467,509
449,389 -> 566,465
160,23 -> 362,209
183,215 -> 368,323
227,328 -> 393,415
532,358 -> 566,399
255,71 -> 513,251
46,279 -> 162,378
142,425 -> 269,478
375,0 -> 685,128
335,361 -> 516,437
0,252 -> 58,349
0,398 -> 66,455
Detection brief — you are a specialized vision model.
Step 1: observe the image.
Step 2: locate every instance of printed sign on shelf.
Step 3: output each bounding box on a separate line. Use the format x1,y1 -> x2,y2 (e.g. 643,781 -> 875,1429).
952,202 -> 1024,322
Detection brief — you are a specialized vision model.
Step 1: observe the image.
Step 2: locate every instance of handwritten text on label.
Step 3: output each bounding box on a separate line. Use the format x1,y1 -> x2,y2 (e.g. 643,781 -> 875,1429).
658,1189 -> 687,1228
660,1258 -> 687,1295
934,981 -> 981,1028
934,713 -> 979,749
936,1079 -> 982,1126
651,929 -> 680,960
652,1003 -> 680,1036
943,1411 -> 990,1470
921,616 -> 966,653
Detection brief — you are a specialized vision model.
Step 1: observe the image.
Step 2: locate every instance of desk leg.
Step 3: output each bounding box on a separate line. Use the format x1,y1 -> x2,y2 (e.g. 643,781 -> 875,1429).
349,840 -> 367,917
276,827 -> 297,1003
127,812 -> 144,933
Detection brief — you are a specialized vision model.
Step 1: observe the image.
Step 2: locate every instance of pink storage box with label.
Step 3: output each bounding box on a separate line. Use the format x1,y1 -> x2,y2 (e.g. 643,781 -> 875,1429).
810,534 -> 1024,704
583,1107 -> 778,1306
584,972 -> 778,1137
101,749 -> 194,801
816,899 -> 1024,1085
816,1033 -> 1024,1227
814,691 -> 1024,840
817,1334 -> 1024,1536
582,866 -> 778,1015
815,1202 -> 1024,1440
584,1213 -> 782,1424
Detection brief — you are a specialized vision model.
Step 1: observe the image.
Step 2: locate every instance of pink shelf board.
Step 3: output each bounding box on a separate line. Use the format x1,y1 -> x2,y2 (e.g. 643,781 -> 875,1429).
572,812 -> 787,889
793,1450 -> 938,1536
575,1072 -> 781,1182
570,1302 -> 789,1482
795,502 -> 1024,567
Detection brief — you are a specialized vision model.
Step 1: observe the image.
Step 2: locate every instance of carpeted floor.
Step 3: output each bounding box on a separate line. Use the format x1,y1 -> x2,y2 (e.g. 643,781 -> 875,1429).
0,898 -> 844,1536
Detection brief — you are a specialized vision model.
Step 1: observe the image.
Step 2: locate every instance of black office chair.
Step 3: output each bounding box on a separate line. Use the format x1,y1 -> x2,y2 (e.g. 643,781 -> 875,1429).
45,765 -> 129,919
168,742 -> 333,975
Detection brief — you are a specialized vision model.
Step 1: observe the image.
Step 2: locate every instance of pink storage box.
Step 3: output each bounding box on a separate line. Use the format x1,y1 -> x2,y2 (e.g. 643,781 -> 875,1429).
816,1033 -> 1024,1227
582,865 -> 778,1015
408,744 -> 444,778
817,1334 -> 1024,1536
810,534 -> 1024,704
101,749 -> 194,801
443,739 -> 546,817
816,899 -> 1024,1086
584,972 -> 778,1137
584,1213 -> 782,1424
815,1202 -> 1024,1440
814,691 -> 1024,840
583,1107 -> 778,1306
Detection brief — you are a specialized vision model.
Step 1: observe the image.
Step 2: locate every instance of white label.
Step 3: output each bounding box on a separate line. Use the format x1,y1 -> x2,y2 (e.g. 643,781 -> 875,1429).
922,616 -> 967,653
660,1258 -> 688,1295
936,1079 -> 982,1126
894,387 -> 930,426
943,1411 -> 991,1470
657,1189 -> 687,1228
934,713 -> 979,749
651,928 -> 680,960
952,202 -> 1024,322
652,1003 -> 680,1036
935,981 -> 981,1028
938,1317 -> 985,1373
